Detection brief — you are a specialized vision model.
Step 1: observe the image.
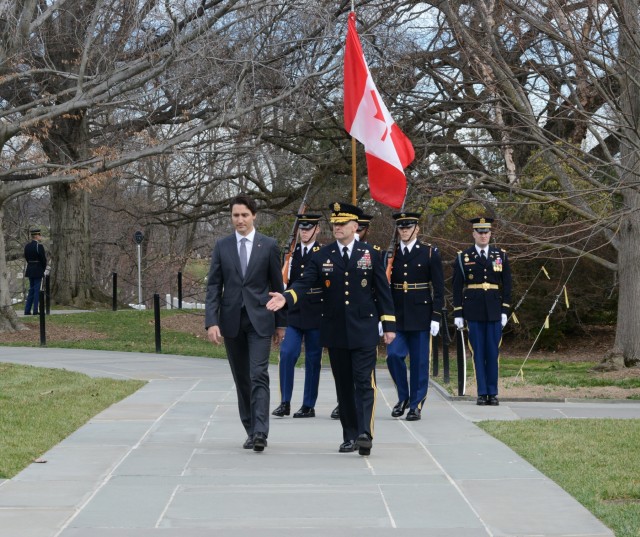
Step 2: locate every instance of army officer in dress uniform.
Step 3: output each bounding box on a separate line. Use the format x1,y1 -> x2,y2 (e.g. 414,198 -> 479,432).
272,214 -> 323,419
267,202 -> 395,456
452,217 -> 512,406
23,228 -> 49,315
386,212 -> 445,420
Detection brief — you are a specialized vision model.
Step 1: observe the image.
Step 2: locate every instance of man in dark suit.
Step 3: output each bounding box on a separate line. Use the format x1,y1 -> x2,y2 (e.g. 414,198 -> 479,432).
267,202 -> 395,456
205,195 -> 285,452
272,214 -> 323,419
24,229 -> 49,315
386,212 -> 445,421
452,217 -> 512,406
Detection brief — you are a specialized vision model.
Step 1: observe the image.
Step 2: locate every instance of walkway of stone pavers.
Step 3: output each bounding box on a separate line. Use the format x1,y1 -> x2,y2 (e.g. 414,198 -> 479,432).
1,346 -> 633,537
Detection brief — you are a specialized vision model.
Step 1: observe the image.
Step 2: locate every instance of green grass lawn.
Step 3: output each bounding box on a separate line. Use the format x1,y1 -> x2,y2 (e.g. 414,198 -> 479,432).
480,419 -> 640,537
0,363 -> 144,479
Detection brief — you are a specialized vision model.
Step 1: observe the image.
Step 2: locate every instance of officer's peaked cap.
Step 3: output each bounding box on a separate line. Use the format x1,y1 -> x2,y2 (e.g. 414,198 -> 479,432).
329,202 -> 363,223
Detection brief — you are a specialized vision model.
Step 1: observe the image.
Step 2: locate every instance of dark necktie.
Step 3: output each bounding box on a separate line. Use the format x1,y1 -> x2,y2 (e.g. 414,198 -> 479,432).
239,238 -> 248,276
342,246 -> 349,265
303,246 -> 308,257
403,246 -> 409,256
480,249 -> 486,262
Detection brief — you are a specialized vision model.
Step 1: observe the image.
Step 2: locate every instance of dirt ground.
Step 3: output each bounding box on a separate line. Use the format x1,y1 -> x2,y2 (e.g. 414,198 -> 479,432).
2,315 -> 639,400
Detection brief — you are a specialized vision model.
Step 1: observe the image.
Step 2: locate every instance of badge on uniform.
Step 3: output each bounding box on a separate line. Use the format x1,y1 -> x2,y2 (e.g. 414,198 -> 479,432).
357,250 -> 372,270
493,257 -> 503,272
322,260 -> 333,273
361,278 -> 367,287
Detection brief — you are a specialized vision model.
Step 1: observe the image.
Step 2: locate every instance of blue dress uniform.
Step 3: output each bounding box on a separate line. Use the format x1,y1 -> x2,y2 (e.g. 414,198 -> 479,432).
273,215 -> 323,418
283,203 -> 395,454
23,229 -> 48,315
452,218 -> 512,403
386,213 -> 445,420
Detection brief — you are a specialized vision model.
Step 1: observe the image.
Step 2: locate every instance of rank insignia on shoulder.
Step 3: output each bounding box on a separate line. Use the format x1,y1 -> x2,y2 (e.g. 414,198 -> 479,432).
313,246 -> 320,252
373,245 -> 381,251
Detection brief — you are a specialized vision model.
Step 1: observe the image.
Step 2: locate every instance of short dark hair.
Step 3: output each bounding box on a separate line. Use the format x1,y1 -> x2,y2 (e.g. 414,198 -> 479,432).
230,194 -> 257,215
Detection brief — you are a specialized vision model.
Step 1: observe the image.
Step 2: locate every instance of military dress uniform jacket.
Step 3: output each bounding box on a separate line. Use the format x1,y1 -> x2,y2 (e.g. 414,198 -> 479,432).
285,241 -> 395,349
390,241 -> 445,331
452,245 -> 512,322
24,240 -> 47,278
285,241 -> 322,331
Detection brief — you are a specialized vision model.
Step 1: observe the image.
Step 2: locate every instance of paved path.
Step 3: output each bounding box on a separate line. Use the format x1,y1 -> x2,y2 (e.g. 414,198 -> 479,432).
1,347 -> 634,537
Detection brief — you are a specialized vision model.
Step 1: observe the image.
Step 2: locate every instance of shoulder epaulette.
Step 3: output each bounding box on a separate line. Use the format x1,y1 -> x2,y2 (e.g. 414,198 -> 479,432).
373,244 -> 381,251
312,246 -> 320,252
501,248 -> 507,253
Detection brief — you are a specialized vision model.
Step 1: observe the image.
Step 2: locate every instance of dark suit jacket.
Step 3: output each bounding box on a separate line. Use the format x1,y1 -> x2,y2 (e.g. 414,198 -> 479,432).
452,245 -> 512,322
205,232 -> 285,338
284,241 -> 395,349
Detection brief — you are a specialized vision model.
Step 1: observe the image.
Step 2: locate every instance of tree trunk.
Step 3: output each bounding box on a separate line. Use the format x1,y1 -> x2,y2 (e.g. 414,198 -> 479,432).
606,0 -> 640,368
0,204 -> 26,332
49,184 -> 108,307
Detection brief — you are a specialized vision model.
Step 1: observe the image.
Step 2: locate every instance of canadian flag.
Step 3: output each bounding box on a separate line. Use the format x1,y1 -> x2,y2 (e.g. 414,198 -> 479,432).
344,12 -> 415,209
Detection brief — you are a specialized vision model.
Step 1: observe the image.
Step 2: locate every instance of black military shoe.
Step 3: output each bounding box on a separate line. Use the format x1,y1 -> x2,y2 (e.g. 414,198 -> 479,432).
488,395 -> 500,406
293,406 -> 315,418
243,436 -> 254,449
330,405 -> 340,419
391,400 -> 409,417
406,408 -> 421,421
355,433 -> 372,456
339,440 -> 356,453
476,395 -> 488,406
272,402 -> 290,417
252,432 -> 267,452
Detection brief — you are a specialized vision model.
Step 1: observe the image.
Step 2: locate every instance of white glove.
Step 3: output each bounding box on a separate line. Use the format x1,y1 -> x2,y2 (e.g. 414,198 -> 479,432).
44,268 -> 50,277
501,313 -> 508,327
378,321 -> 383,337
430,320 -> 440,337
454,317 -> 464,329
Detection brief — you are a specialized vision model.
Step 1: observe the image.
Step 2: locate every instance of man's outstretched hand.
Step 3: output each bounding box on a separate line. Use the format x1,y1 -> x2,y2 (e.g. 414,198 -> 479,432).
266,292 -> 286,311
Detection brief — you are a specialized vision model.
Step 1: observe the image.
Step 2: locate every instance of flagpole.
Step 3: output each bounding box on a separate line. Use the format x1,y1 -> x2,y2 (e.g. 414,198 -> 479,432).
350,0 -> 356,205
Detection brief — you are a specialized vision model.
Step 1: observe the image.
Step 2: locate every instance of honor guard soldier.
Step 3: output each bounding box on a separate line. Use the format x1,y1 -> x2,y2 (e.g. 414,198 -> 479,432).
272,214 -> 323,419
23,228 -> 50,315
452,218 -> 512,406
329,211 -> 374,421
267,202 -> 396,456
386,212 -> 445,420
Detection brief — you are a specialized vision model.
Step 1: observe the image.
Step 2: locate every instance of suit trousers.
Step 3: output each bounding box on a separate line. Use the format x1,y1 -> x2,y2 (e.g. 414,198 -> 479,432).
328,346 -> 377,443
277,325 -> 322,407
467,320 -> 502,396
386,330 -> 431,410
223,308 -> 272,437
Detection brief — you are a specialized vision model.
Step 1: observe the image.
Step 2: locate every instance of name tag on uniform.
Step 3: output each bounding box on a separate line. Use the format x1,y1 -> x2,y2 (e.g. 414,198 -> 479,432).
322,260 -> 333,273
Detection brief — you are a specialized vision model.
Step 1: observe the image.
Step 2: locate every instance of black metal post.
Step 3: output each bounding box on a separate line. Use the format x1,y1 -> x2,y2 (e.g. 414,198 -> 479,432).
432,332 -> 439,377
112,272 -> 118,311
442,308 -> 450,384
177,271 -> 183,309
38,289 -> 46,346
45,274 -> 51,315
154,293 -> 161,353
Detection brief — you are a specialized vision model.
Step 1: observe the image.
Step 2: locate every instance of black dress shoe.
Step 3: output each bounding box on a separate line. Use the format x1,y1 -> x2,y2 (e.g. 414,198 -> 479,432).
252,432 -> 267,452
355,433 -> 372,456
391,399 -> 409,418
488,395 -> 500,406
243,436 -> 254,449
272,402 -> 290,417
406,408 -> 421,421
339,440 -> 356,453
331,405 -> 340,419
293,406 -> 315,418
476,395 -> 488,406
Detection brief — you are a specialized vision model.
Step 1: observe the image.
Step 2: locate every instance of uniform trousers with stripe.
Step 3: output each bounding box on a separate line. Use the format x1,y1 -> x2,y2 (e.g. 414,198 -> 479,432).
277,325 -> 322,407
467,320 -> 502,396
386,330 -> 430,410
328,346 -> 377,443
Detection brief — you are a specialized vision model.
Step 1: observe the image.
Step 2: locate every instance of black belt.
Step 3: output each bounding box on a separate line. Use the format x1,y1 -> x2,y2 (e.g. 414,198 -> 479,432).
393,282 -> 430,291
